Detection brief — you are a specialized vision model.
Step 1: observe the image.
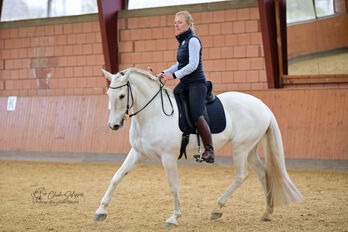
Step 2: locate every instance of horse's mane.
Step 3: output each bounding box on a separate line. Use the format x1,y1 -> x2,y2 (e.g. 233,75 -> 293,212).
122,67 -> 173,92
123,67 -> 158,81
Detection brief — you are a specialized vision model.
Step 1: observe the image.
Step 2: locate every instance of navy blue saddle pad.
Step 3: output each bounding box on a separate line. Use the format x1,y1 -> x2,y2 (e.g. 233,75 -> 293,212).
175,95 -> 226,134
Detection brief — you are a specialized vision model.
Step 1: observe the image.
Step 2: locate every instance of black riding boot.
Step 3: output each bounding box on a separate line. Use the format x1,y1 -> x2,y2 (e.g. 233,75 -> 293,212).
193,116 -> 215,163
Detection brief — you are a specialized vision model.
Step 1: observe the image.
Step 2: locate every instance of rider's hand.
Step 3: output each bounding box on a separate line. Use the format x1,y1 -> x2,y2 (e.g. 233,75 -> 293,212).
156,72 -> 164,79
162,73 -> 174,80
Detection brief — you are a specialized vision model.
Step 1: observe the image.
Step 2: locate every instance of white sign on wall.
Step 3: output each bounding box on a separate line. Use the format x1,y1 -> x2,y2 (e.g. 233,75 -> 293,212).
7,96 -> 17,111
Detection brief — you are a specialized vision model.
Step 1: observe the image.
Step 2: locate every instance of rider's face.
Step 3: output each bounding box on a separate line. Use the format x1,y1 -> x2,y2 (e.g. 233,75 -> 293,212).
174,14 -> 191,36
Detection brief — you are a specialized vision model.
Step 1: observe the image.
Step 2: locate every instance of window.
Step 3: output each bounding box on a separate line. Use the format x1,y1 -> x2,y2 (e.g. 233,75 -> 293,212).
287,0 -> 335,24
128,0 -> 225,10
287,0 -> 316,23
48,0 -> 97,17
315,0 -> 334,17
1,0 -> 98,22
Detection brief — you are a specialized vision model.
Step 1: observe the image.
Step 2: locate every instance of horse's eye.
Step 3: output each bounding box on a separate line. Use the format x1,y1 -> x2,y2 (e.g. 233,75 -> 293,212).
119,94 -> 125,99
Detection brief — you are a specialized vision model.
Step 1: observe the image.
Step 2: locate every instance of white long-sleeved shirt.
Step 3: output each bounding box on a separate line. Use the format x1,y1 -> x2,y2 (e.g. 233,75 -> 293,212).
164,37 -> 201,79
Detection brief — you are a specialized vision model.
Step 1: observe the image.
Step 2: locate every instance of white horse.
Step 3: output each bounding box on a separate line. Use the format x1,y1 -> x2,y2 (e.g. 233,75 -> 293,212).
94,67 -> 303,227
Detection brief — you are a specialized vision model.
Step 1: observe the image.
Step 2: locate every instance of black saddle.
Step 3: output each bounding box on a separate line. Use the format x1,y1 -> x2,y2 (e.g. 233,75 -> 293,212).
178,80 -> 215,132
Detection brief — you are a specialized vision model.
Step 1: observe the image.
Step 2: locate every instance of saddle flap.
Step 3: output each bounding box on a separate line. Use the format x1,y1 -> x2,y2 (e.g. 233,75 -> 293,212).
176,80 -> 216,133
179,94 -> 195,131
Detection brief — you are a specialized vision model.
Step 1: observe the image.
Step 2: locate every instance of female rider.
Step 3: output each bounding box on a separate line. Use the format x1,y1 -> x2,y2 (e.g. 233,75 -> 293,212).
157,11 -> 214,163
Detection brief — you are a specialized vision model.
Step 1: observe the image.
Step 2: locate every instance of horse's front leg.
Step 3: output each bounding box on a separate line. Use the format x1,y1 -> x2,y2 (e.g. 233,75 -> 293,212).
161,154 -> 182,227
94,148 -> 146,221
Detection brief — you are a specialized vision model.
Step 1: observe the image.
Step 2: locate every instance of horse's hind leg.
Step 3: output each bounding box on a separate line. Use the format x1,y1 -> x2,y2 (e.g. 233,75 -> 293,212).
247,145 -> 273,221
211,152 -> 249,220
94,148 -> 146,221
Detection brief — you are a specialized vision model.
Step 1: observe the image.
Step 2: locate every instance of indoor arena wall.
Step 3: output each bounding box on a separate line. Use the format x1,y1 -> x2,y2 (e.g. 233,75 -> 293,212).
0,1 -> 347,160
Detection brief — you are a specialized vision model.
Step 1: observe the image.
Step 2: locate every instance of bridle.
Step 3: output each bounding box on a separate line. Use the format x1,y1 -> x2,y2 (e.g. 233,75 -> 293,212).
109,79 -> 174,118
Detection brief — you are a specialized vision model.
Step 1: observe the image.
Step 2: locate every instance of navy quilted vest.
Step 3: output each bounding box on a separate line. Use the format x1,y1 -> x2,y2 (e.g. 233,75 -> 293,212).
176,29 -> 205,83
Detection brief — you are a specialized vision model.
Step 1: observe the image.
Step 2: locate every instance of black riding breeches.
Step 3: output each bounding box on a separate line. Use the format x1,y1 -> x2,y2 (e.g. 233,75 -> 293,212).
174,81 -> 207,123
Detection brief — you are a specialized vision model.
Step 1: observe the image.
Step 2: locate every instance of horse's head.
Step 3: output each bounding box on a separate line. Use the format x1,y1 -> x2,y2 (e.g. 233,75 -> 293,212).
102,69 -> 129,130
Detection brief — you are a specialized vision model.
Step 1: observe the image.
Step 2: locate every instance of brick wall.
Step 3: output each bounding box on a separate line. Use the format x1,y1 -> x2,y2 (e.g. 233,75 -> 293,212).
117,5 -> 267,92
1,2 -> 347,97
0,3 -> 268,97
0,15 -> 106,97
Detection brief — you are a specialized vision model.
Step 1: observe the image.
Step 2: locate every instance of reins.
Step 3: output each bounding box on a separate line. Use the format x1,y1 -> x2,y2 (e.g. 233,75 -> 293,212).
109,79 -> 174,118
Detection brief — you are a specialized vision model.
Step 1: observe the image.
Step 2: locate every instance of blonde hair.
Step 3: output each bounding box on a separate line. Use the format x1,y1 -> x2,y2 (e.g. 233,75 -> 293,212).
176,10 -> 195,32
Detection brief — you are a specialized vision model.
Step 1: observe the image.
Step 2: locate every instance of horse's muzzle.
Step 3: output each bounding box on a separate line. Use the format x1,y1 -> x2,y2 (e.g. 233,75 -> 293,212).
108,119 -> 124,130
108,123 -> 120,130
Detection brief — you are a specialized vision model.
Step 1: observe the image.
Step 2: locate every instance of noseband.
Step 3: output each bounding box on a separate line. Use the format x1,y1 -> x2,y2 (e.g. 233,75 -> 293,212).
109,80 -> 174,118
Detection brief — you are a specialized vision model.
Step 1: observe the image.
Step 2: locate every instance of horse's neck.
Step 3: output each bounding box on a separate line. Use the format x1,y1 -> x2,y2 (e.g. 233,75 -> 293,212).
129,73 -> 164,116
127,72 -> 176,137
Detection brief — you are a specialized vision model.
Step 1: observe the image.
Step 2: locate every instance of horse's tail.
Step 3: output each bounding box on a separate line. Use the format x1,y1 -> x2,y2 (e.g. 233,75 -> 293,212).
262,113 -> 304,208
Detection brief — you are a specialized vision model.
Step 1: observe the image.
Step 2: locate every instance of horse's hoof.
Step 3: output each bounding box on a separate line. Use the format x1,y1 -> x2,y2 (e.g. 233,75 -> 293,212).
94,213 -> 107,221
164,222 -> 177,227
260,217 -> 271,222
210,213 -> 223,220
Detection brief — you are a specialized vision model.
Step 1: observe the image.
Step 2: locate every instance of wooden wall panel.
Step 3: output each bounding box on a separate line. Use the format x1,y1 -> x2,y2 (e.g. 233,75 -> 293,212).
249,89 -> 348,159
287,14 -> 348,59
0,88 -> 347,160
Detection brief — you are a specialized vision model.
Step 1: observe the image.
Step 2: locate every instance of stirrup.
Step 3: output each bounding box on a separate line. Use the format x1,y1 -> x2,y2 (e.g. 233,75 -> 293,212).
194,137 -> 204,163
194,154 -> 204,163
193,154 -> 215,163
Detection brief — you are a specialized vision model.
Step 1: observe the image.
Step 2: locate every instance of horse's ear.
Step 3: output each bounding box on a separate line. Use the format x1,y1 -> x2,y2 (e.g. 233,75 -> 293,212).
102,69 -> 113,81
